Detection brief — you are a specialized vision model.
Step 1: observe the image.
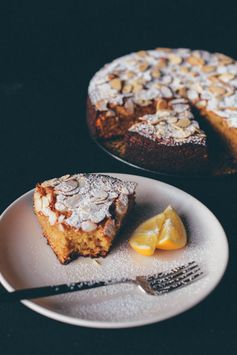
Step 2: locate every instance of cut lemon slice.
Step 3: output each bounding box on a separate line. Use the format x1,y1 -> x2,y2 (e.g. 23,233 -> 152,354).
156,206 -> 187,250
129,213 -> 165,256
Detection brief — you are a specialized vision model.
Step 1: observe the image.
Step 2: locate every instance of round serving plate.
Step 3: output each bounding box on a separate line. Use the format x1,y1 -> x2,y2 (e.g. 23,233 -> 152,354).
0,174 -> 229,328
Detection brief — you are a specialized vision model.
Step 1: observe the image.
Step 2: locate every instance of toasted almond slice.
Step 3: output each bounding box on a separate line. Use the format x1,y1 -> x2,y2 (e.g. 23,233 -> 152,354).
169,54 -> 182,64
110,78 -> 122,91
160,86 -> 173,98
136,50 -> 147,57
127,71 -> 136,78
208,75 -> 219,83
156,58 -> 167,68
178,87 -> 187,97
151,68 -> 161,78
122,83 -> 133,93
48,211 -> 57,226
217,54 -> 233,65
156,98 -> 168,110
187,89 -> 199,101
34,197 -> 42,212
132,82 -> 143,93
187,55 -> 204,66
202,65 -> 216,73
168,117 -> 178,123
180,66 -> 190,73
219,73 -> 235,82
139,62 -> 149,72
175,117 -> 191,128
42,196 -> 50,208
209,85 -> 226,95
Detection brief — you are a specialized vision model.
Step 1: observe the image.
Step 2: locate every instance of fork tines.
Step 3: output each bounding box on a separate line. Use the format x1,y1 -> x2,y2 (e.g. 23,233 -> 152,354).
145,261 -> 203,295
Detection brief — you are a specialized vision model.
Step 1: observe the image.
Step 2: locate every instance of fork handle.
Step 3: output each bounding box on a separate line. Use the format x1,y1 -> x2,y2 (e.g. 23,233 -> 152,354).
0,279 -> 127,303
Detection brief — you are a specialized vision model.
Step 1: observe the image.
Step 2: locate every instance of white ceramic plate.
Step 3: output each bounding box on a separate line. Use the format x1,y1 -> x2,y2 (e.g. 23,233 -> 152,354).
0,174 -> 228,328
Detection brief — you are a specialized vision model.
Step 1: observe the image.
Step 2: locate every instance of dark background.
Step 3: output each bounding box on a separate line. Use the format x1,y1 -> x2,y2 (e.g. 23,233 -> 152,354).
0,1 -> 237,354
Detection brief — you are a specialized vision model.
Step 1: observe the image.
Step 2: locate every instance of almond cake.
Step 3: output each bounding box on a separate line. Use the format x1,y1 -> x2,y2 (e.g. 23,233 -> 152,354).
87,48 -> 237,172
34,174 -> 136,264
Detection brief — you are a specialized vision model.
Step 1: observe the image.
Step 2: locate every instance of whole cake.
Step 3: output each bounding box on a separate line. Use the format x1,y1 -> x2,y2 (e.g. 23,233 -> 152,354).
87,48 -> 237,172
34,173 -> 136,264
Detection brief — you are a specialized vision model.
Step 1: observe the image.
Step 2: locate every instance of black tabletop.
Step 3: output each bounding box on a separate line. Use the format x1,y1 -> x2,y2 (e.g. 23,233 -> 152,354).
0,1 -> 237,354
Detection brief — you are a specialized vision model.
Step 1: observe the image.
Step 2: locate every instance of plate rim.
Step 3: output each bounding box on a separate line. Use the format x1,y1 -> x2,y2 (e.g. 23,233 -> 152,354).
0,173 -> 229,328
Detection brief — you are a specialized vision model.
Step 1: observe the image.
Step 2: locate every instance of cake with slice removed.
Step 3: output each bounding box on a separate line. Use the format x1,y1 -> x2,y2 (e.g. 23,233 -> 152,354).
87,48 -> 237,173
34,173 -> 136,264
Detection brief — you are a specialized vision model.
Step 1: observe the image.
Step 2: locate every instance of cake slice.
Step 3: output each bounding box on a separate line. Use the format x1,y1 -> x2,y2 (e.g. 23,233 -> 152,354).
125,98 -> 208,174
34,173 -> 136,264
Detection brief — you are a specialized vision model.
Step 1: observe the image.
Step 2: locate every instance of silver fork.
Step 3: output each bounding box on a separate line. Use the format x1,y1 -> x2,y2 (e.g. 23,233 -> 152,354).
0,261 -> 203,302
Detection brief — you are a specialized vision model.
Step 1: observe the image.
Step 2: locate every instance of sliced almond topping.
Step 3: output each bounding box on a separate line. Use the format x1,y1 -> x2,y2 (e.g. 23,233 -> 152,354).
139,62 -> 149,72
202,65 -> 216,73
34,197 -> 42,212
132,82 -> 143,93
208,75 -> 219,83
160,86 -> 173,98
168,117 -> 178,123
42,196 -> 50,208
209,85 -> 226,95
189,71 -> 199,77
178,87 -> 187,97
156,98 -> 168,110
136,50 -> 147,57
187,55 -> 204,66
217,54 -> 233,65
219,73 -> 235,82
156,58 -> 167,68
187,89 -> 199,101
48,211 -> 57,226
110,78 -> 122,91
122,83 -> 133,93
127,71 -> 136,78
180,66 -> 190,73
169,54 -> 182,65
222,106 -> 237,111
151,68 -> 161,78
175,117 -> 191,128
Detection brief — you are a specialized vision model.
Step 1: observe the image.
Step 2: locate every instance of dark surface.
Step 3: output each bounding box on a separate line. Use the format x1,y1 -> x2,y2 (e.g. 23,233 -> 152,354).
0,1 -> 237,354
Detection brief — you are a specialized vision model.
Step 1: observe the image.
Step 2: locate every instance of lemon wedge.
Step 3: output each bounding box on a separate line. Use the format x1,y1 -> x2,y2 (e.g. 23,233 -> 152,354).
156,206 -> 187,250
129,206 -> 187,255
129,213 -> 165,256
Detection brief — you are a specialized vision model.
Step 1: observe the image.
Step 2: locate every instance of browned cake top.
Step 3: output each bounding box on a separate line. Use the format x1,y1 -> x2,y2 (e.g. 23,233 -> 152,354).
128,98 -> 206,146
88,48 -> 237,130
34,174 -> 136,232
